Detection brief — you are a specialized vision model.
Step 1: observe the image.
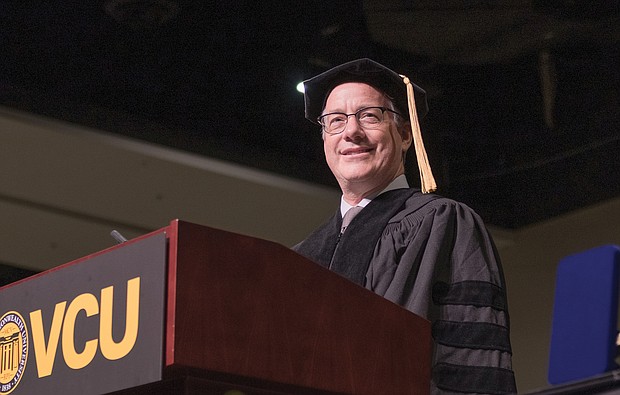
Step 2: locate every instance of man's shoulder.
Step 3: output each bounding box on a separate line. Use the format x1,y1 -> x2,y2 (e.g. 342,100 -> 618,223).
392,189 -> 480,223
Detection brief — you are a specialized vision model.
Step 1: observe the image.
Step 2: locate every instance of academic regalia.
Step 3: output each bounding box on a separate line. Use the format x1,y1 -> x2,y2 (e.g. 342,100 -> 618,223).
298,58 -> 516,393
293,188 -> 517,394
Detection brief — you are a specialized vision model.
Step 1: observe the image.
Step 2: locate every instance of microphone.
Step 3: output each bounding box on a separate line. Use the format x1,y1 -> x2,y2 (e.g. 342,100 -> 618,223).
110,230 -> 128,244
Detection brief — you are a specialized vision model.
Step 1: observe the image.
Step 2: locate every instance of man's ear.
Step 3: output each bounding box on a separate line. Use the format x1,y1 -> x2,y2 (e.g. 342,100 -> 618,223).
400,122 -> 413,152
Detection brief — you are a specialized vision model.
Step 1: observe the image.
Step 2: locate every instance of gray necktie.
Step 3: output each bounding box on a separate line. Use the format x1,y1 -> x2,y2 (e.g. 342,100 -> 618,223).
341,206 -> 363,233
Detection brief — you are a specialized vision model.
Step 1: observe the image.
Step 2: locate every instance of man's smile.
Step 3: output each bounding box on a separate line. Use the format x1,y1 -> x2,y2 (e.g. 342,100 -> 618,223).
341,147 -> 374,156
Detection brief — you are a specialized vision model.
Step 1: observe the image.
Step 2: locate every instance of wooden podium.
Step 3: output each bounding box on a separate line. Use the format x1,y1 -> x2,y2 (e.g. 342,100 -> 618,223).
0,220 -> 430,395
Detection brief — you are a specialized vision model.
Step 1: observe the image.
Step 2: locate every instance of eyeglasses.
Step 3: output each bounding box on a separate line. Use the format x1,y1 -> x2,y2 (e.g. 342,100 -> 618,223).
317,106 -> 403,135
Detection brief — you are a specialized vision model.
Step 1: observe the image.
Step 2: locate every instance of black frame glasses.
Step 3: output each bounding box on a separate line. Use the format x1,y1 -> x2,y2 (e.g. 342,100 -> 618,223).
317,106 -> 402,135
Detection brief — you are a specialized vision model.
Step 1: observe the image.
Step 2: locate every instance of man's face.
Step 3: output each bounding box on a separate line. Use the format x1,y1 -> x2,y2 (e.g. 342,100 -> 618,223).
322,82 -> 411,199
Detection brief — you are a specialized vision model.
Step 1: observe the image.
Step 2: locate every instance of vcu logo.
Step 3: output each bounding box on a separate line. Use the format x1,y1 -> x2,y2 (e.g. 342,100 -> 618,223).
30,277 -> 141,377
0,312 -> 28,394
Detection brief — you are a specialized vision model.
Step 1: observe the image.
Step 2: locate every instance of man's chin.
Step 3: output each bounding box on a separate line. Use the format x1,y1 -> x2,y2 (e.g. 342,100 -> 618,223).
337,174 -> 380,190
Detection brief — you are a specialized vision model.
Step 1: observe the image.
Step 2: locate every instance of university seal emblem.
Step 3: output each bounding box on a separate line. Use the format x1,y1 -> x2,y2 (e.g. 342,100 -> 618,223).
0,312 -> 28,394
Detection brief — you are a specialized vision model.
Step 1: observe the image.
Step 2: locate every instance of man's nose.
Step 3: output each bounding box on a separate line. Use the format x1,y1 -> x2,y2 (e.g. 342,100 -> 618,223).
342,115 -> 364,140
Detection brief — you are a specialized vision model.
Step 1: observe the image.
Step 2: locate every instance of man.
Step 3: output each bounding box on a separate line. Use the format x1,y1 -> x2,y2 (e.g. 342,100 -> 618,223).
293,59 -> 516,394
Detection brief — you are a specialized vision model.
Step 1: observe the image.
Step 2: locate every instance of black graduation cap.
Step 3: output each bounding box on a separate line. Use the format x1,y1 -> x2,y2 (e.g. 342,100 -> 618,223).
303,58 -> 428,123
302,58 -> 437,193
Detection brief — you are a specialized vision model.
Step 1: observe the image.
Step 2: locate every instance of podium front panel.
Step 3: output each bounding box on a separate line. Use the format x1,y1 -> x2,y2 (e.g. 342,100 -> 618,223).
0,232 -> 168,395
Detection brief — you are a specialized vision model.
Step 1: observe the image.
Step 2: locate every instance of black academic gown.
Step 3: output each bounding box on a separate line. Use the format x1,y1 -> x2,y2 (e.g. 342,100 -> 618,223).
294,188 -> 516,395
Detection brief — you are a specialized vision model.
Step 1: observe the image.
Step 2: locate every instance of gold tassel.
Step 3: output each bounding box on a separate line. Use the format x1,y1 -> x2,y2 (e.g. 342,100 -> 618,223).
400,74 -> 437,193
